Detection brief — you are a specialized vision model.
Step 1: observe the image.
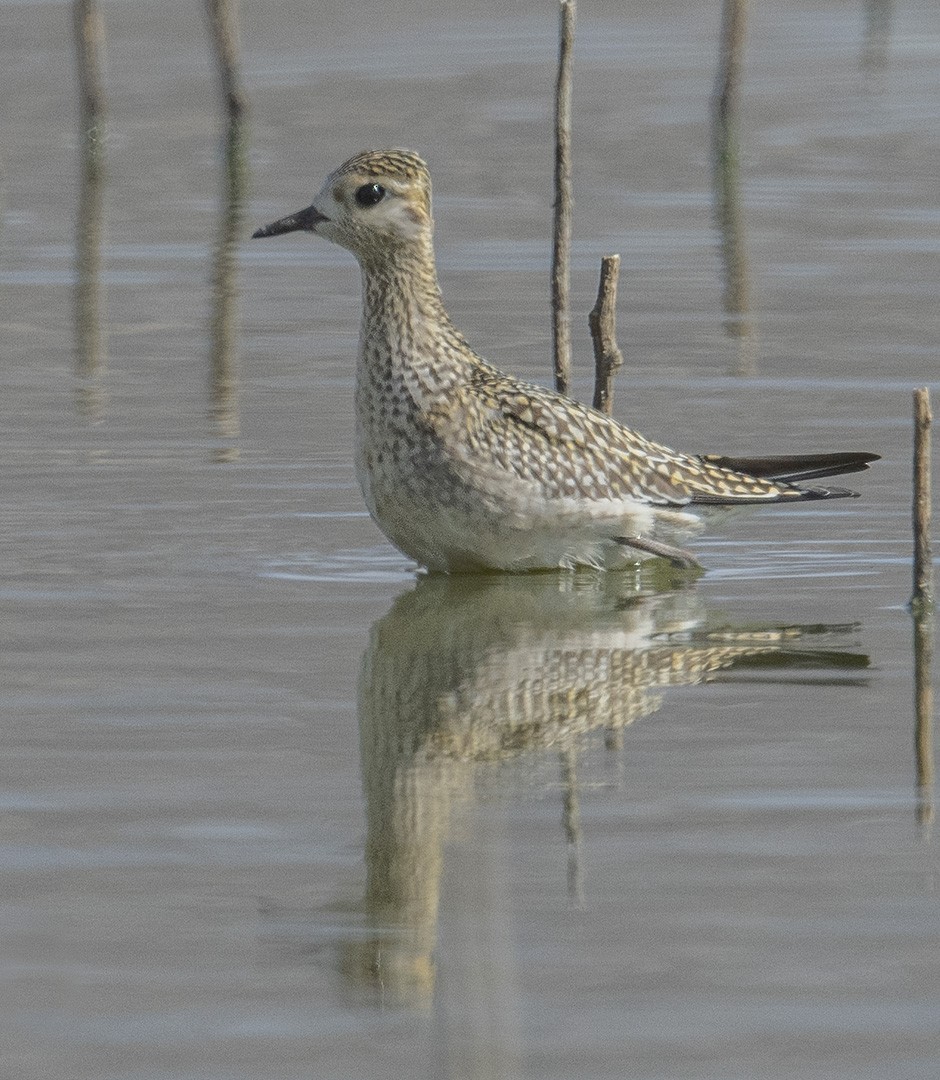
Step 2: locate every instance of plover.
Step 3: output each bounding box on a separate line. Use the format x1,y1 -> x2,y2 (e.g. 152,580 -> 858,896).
253,149 -> 877,572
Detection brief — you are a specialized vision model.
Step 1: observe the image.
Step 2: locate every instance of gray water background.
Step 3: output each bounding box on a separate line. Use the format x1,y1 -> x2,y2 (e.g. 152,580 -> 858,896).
2,1 -> 938,1078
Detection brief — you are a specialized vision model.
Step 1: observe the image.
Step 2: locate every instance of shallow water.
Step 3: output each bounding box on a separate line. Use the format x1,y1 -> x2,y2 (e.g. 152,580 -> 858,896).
2,1 -> 938,1078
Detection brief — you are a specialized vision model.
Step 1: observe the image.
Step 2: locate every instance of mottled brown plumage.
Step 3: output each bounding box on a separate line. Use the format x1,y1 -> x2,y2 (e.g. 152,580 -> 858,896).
254,149 -> 878,572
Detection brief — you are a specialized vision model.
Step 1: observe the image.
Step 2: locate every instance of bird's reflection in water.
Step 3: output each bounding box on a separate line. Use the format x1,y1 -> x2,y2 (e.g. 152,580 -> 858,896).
339,571 -> 868,1012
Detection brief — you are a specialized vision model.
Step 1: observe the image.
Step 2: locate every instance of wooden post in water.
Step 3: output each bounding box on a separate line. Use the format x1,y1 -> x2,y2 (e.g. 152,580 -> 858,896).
552,0 -> 575,396
551,0 -> 583,893
910,388 -> 934,829
911,388 -> 933,613
589,255 -> 624,416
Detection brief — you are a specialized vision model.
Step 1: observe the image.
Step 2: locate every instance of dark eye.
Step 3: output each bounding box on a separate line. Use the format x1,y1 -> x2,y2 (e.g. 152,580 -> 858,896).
355,183 -> 386,208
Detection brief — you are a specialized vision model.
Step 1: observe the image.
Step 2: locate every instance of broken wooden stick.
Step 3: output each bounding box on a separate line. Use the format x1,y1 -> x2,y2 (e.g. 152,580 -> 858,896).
589,255 -> 624,416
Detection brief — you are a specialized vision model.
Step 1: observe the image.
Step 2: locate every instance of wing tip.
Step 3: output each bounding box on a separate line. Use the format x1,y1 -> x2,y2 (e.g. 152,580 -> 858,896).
700,451 -> 880,485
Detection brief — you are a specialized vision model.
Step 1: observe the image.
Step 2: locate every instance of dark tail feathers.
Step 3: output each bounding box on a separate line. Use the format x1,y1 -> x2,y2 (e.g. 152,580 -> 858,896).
699,451 -> 879,485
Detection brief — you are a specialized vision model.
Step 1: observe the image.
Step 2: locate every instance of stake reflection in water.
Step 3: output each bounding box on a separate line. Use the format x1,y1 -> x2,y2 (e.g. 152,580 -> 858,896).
341,572 -> 870,1010
862,0 -> 894,73
205,0 -> 249,460
73,0 -> 108,421
913,611 -> 934,832
208,112 -> 248,459
712,0 -> 756,376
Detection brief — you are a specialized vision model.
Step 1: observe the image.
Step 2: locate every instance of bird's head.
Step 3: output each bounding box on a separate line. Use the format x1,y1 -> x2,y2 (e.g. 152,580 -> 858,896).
253,149 -> 433,263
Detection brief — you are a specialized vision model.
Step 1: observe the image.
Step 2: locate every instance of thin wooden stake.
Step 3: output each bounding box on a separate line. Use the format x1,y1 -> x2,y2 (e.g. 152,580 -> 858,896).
589,255 -> 624,415
552,0 -> 575,396
911,387 -> 933,613
911,387 -> 935,828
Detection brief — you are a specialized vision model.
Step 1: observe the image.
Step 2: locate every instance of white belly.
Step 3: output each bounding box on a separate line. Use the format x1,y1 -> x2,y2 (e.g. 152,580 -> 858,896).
355,431 -> 699,571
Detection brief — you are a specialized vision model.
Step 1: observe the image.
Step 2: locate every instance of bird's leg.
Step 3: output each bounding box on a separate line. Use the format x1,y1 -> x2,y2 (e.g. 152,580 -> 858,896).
615,535 -> 703,570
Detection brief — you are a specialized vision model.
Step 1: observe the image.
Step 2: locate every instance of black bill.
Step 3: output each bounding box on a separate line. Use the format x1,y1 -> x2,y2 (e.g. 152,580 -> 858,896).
252,204 -> 328,239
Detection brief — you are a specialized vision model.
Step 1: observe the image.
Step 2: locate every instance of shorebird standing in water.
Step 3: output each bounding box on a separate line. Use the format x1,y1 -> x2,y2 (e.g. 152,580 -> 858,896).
253,149 -> 877,573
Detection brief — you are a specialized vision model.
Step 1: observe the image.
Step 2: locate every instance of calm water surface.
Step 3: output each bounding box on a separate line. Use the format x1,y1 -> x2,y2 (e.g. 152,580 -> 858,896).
2,1 -> 938,1078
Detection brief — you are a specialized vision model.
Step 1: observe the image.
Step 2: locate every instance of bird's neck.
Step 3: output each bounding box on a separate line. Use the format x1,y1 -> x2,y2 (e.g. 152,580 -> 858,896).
356,240 -> 481,408
357,240 -> 469,370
